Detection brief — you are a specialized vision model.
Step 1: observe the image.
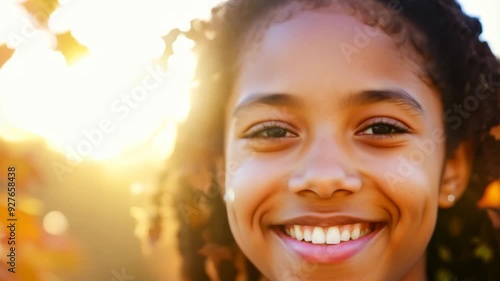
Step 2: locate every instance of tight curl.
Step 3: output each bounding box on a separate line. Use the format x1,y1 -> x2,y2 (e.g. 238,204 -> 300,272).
156,0 -> 500,280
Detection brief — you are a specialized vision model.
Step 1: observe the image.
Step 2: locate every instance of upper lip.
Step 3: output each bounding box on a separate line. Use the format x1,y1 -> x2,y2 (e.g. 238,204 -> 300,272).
276,214 -> 383,227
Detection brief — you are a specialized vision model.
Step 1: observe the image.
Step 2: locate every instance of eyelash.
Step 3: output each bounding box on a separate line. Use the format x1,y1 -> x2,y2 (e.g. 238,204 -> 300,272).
356,118 -> 410,138
243,118 -> 410,140
243,121 -> 296,139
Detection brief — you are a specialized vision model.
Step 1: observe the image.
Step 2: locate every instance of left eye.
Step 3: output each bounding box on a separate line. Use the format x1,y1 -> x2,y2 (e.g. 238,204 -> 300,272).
244,123 -> 296,139
362,124 -> 407,135
357,120 -> 410,136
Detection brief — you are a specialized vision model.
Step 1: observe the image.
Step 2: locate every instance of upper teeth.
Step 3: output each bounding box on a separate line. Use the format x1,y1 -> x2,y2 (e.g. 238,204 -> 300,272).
284,223 -> 372,245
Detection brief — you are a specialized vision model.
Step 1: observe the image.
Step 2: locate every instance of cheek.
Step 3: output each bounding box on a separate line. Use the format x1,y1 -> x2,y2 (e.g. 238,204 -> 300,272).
225,153 -> 282,212
224,138 -> 295,197
360,144 -> 444,214
224,142 -> 278,226
224,145 -> 288,275
358,145 -> 443,263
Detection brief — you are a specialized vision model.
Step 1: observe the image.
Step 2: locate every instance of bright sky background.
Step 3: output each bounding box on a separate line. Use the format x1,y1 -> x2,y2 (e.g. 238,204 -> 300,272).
458,0 -> 500,55
0,0 -> 498,162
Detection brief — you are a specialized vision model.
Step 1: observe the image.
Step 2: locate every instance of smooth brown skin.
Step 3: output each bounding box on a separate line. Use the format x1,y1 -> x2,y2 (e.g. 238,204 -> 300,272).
223,9 -> 472,281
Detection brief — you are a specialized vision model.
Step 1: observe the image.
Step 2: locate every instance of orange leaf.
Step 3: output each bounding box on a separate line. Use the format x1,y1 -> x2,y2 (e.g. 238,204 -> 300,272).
478,180 -> 500,209
0,207 -> 42,247
491,125 -> 500,140
0,45 -> 14,68
0,146 -> 42,190
21,0 -> 59,27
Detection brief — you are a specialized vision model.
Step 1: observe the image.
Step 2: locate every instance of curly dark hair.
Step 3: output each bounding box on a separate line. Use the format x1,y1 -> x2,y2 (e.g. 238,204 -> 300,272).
153,0 -> 500,280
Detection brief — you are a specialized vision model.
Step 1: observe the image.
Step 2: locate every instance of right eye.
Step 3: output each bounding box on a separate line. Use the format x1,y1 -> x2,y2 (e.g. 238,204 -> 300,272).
243,121 -> 297,139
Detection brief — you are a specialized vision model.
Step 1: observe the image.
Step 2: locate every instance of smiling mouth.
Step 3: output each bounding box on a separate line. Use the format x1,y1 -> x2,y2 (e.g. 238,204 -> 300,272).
281,223 -> 378,245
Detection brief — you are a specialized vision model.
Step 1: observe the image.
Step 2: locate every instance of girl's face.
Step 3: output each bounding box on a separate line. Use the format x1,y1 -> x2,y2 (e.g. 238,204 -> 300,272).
223,9 -> 461,281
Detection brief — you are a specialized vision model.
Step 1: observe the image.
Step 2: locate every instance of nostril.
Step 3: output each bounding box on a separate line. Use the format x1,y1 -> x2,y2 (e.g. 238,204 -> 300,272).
289,174 -> 362,199
310,182 -> 337,199
294,189 -> 329,200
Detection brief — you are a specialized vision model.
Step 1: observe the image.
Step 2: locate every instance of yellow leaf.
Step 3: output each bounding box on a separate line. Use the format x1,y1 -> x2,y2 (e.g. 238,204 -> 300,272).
55,32 -> 89,65
474,243 -> 493,263
21,0 -> 59,27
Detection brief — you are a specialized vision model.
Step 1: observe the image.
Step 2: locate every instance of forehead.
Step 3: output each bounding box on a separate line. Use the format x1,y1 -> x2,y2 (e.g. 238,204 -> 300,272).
233,10 -> 425,100
235,1 -> 425,68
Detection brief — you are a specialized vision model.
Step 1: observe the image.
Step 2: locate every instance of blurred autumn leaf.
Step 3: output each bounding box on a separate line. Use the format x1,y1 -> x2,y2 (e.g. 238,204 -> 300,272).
21,0 -> 59,27
0,140 -> 82,281
0,206 -> 42,243
55,32 -> 89,65
478,180 -> 500,209
18,0 -> 89,65
474,242 -> 494,263
0,155 -> 40,192
491,125 -> 500,140
0,45 -> 15,68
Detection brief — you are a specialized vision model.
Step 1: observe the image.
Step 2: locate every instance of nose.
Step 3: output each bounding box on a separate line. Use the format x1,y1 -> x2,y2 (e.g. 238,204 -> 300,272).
288,136 -> 362,199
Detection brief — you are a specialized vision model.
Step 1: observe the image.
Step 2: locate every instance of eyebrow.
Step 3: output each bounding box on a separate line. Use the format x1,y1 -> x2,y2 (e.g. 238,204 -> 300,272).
345,89 -> 424,116
231,89 -> 424,118
231,93 -> 304,117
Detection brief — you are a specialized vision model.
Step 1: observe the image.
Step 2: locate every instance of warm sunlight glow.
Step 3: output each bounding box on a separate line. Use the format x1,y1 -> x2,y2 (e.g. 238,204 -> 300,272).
0,0 -> 213,161
150,120 -> 178,161
0,0 -> 497,162
162,35 -> 196,122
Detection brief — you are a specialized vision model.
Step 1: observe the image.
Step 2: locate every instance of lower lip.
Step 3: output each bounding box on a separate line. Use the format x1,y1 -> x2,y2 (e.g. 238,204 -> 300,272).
275,226 -> 382,263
